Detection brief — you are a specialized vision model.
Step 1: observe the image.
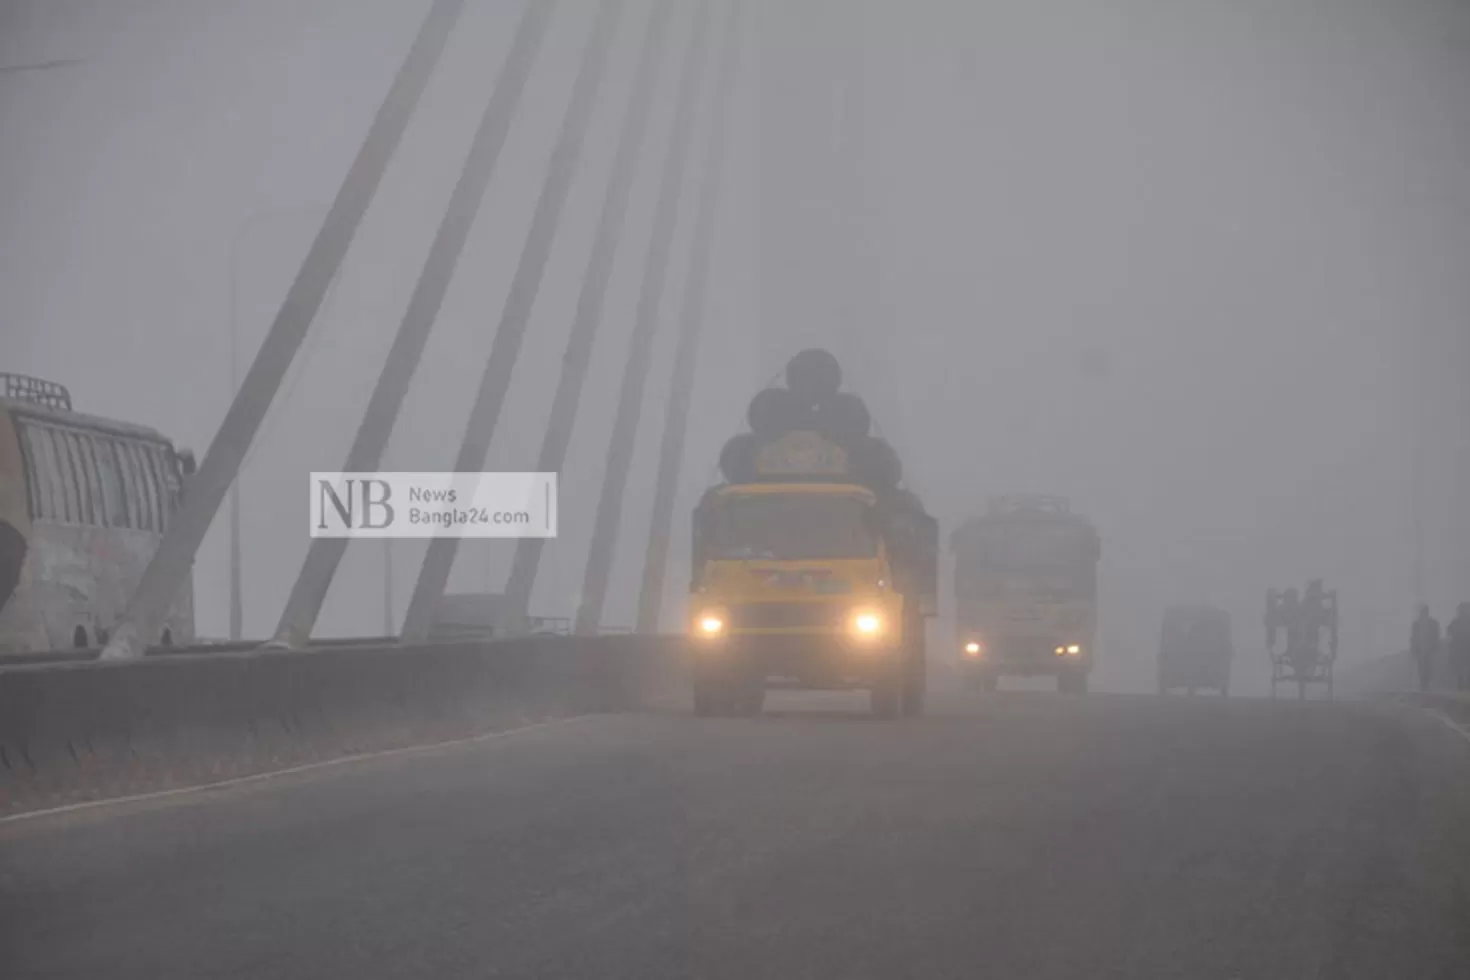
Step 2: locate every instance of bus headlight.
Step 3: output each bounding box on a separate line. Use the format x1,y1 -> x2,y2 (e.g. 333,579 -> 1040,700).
851,610 -> 884,638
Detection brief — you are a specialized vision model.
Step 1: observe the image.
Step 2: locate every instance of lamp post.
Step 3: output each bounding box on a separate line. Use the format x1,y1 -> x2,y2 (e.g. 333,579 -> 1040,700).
227,205 -> 327,639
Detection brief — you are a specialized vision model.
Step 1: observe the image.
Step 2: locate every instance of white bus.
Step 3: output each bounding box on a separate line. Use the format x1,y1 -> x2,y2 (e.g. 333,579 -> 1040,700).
0,374 -> 196,653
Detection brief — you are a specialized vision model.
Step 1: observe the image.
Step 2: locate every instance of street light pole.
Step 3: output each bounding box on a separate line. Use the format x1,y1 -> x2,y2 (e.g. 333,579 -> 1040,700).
383,539 -> 394,636
228,261 -> 243,640
227,205 -> 326,640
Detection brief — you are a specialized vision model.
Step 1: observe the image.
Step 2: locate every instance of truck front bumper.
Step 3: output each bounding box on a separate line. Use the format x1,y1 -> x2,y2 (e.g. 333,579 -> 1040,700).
691,631 -> 902,689
959,635 -> 1090,677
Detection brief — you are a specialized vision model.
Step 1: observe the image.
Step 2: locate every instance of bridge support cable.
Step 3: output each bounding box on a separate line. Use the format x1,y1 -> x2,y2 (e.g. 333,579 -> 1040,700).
828,0 -> 920,494
573,0 -> 715,635
270,0 -> 558,649
501,0 -> 677,622
633,0 -> 743,634
397,0 -> 628,642
100,0 -> 468,661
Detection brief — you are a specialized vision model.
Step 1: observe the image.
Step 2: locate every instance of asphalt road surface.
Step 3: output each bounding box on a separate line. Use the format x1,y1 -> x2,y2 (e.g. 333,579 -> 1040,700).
5,688 -> 1470,979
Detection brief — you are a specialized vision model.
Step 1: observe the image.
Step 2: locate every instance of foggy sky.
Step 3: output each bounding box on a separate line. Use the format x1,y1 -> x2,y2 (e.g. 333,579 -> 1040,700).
3,0 -> 1467,692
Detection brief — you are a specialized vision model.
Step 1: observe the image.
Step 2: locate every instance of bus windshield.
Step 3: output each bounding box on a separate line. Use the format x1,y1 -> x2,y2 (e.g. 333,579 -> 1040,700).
956,522 -> 1096,599
705,493 -> 877,561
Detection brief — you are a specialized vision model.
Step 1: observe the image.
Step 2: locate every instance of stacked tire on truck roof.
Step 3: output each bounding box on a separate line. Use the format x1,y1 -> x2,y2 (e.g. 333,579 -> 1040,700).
720,349 -> 906,506
700,349 -> 937,718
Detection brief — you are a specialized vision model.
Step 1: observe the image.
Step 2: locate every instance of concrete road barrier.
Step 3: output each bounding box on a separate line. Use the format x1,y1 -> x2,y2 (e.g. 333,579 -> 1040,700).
0,635 -> 688,816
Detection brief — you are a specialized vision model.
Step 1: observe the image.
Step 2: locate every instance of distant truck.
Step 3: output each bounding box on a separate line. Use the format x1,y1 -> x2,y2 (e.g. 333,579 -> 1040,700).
951,495 -> 1100,693
687,351 -> 938,719
1157,604 -> 1232,696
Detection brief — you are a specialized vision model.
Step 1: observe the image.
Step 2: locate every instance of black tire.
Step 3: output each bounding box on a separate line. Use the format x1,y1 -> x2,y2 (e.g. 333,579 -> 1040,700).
811,392 -> 870,442
747,387 -> 813,438
900,614 -> 926,717
785,348 -> 842,400
870,667 -> 902,719
848,436 -> 902,491
719,433 -> 759,483
901,658 -> 925,717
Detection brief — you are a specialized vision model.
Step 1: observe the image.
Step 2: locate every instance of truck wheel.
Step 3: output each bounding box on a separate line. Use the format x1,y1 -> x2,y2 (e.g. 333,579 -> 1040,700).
901,639 -> 925,717
901,666 -> 925,717
735,675 -> 765,717
870,668 -> 902,719
693,671 -> 738,717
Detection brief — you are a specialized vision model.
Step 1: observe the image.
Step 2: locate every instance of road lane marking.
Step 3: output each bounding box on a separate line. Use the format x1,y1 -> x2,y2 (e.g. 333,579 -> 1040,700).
0,714 -> 599,826
1426,707 -> 1470,746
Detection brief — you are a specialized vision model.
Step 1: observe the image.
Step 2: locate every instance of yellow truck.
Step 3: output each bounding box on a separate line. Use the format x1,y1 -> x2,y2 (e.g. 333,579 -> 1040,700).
950,495 -> 1100,693
687,352 -> 938,718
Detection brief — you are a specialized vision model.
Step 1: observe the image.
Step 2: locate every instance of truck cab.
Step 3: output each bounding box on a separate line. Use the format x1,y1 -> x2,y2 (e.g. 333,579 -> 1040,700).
688,472 -> 935,718
951,495 -> 1100,694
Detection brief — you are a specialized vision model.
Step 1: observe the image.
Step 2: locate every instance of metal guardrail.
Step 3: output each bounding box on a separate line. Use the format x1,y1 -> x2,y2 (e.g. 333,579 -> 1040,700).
0,635 -> 405,669
0,634 -> 687,816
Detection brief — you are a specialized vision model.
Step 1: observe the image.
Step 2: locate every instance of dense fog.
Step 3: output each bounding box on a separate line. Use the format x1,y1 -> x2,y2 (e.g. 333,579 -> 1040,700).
3,0 -> 1467,691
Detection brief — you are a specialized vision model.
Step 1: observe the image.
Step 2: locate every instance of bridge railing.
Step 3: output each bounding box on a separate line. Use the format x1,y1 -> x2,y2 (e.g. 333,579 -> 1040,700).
0,634 -> 688,817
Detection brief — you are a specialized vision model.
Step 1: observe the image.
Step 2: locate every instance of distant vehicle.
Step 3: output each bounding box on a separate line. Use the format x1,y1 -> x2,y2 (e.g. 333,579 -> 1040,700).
951,495 -> 1101,694
0,374 -> 196,653
687,351 -> 939,719
1157,604 -> 1233,696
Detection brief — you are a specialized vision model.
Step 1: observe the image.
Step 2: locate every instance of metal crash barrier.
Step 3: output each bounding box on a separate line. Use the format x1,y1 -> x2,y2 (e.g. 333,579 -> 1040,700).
0,635 -> 687,816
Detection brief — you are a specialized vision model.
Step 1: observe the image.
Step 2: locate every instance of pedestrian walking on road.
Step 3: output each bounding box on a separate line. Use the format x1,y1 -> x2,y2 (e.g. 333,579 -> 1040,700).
1446,602 -> 1470,691
1411,605 -> 1441,691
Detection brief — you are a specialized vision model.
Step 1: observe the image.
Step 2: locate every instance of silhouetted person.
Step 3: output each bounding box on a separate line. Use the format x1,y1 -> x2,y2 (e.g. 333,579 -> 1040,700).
1410,605 -> 1440,692
1447,602 -> 1470,691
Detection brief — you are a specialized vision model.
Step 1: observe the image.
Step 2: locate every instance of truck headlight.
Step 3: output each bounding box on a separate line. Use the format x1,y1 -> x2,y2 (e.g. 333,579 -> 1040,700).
693,610 -> 726,637
963,641 -> 982,658
1055,643 -> 1082,656
851,610 -> 883,637
1067,644 -> 1081,655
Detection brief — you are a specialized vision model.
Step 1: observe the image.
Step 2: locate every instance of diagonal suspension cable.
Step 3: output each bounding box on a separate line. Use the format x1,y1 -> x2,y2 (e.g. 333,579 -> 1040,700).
270,0 -> 558,648
398,0 -> 628,642
102,0 -> 469,660
502,0 -> 678,621
574,0 -> 716,635
634,0 -> 744,634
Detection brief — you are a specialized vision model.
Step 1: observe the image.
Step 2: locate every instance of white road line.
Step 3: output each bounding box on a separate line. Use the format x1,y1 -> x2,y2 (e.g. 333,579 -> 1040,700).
0,714 -> 598,825
1426,707 -> 1470,746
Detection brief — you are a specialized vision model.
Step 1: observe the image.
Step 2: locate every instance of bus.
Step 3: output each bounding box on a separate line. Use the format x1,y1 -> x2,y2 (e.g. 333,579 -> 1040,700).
0,373 -> 196,654
951,494 -> 1101,693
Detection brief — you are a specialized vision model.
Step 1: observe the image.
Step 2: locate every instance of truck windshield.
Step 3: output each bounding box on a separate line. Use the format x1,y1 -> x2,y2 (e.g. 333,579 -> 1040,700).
956,522 -> 1095,599
705,493 -> 876,560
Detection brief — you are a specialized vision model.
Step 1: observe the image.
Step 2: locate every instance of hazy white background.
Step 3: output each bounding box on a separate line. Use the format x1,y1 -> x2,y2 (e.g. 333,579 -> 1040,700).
3,0 -> 1467,692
